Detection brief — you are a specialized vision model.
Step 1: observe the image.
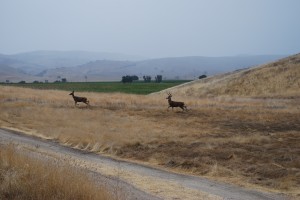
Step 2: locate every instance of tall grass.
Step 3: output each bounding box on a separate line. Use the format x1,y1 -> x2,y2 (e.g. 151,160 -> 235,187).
0,85 -> 299,196
0,144 -> 111,200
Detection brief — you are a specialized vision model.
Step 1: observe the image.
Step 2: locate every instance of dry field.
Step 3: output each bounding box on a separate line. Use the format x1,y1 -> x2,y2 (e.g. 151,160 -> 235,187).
158,53 -> 300,98
0,85 -> 299,197
0,144 -> 111,200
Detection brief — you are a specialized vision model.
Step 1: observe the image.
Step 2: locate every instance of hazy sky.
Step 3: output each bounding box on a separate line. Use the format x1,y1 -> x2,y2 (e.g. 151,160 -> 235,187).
1,0 -> 299,58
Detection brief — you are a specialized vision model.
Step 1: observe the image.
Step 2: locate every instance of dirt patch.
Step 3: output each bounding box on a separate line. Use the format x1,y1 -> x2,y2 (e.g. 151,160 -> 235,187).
119,134 -> 300,192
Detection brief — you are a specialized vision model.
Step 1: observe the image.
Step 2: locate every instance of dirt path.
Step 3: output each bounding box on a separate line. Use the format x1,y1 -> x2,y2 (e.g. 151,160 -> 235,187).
0,128 -> 287,200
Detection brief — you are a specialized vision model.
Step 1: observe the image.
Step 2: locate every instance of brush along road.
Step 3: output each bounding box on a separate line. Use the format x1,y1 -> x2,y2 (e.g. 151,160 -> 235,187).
0,128 -> 286,200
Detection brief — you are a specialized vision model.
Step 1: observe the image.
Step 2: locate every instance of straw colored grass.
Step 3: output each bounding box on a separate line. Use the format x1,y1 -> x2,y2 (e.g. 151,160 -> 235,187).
0,85 -> 299,197
0,144 -> 111,200
156,53 -> 300,98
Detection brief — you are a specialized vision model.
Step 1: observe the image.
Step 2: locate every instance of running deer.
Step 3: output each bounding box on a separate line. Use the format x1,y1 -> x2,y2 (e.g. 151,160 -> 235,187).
166,92 -> 187,111
69,91 -> 89,106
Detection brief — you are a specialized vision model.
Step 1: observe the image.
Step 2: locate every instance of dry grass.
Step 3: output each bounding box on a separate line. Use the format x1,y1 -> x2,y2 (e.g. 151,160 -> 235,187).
156,53 -> 300,98
0,144 -> 111,200
0,85 -> 299,197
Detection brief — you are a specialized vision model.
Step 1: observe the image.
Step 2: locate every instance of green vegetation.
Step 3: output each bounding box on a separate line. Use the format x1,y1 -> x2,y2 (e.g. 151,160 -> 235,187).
3,80 -> 191,94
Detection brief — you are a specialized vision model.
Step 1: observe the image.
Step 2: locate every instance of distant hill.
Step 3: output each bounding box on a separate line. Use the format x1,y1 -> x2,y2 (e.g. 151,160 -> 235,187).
37,60 -> 136,82
154,53 -> 300,98
1,50 -> 146,75
41,55 -> 285,82
0,64 -> 37,83
0,51 -> 287,82
124,55 -> 286,80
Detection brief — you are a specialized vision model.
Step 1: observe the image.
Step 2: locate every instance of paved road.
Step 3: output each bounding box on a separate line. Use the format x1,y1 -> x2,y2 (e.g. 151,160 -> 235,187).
0,128 -> 288,200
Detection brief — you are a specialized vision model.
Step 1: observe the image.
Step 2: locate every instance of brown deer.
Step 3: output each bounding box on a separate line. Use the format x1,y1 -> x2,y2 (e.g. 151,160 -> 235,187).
166,92 -> 187,111
69,91 -> 89,106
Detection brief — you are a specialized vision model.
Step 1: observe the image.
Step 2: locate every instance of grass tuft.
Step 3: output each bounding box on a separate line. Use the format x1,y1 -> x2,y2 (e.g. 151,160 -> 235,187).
0,144 -> 111,200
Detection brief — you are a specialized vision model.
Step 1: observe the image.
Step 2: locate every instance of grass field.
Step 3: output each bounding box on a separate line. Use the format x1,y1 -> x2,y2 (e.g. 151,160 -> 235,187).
1,54 -> 299,198
1,80 -> 191,95
0,144 -> 111,200
0,86 -> 299,198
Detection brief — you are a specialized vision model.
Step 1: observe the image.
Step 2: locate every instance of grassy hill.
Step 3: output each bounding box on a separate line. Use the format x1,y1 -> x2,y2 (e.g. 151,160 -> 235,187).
1,51 -> 285,82
41,55 -> 286,82
0,64 -> 38,83
157,53 -> 300,98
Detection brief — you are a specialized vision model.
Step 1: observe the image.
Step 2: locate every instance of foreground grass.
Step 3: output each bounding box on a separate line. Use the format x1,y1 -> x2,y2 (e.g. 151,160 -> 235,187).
0,144 -> 110,200
2,80 -> 191,95
0,86 -> 299,197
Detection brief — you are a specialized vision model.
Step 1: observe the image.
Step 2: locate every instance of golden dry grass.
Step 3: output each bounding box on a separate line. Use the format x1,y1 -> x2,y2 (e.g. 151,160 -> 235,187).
0,144 -> 111,200
0,85 -> 299,197
155,53 -> 300,98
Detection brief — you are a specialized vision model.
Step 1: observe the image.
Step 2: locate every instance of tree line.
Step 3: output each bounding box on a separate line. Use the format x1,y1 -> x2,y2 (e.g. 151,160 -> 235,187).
121,75 -> 163,83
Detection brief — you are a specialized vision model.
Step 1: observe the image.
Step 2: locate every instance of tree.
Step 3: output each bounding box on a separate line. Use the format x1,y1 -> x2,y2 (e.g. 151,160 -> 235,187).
198,75 -> 207,79
122,75 -> 139,83
131,75 -> 139,81
143,75 -> 151,82
155,75 -> 162,83
122,75 -> 133,83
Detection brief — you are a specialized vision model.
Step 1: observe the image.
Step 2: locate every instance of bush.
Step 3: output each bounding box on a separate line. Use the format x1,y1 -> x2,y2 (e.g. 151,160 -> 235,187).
199,75 -> 207,79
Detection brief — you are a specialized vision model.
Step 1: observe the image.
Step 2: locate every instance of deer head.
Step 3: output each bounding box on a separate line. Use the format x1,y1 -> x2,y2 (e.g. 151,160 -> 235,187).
166,92 -> 172,100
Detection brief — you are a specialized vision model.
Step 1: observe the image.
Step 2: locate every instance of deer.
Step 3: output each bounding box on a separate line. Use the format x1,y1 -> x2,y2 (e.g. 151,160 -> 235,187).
69,91 -> 89,106
166,92 -> 187,111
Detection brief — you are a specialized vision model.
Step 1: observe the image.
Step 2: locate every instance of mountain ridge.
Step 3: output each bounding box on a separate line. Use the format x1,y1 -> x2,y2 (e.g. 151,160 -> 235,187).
0,50 -> 287,82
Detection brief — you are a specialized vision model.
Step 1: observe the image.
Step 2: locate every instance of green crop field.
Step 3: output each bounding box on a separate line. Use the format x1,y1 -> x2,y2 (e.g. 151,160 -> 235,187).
2,80 -> 191,95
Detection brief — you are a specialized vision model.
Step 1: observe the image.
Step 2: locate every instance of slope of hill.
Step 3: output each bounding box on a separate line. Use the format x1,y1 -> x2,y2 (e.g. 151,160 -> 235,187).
37,60 -> 135,82
34,55 -> 287,82
0,65 -> 38,83
4,50 -> 145,75
0,51 -> 286,82
155,54 -> 300,98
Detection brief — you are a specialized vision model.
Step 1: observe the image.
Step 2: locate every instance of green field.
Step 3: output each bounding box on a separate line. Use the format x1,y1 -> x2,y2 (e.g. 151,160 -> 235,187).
3,80 -> 191,95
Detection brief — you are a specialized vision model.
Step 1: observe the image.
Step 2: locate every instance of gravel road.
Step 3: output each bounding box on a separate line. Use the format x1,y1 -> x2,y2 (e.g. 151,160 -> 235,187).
0,128 -> 287,200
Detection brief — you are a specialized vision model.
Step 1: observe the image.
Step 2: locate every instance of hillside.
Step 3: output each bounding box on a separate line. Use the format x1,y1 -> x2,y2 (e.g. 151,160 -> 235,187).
156,53 -> 300,98
1,51 -> 145,75
0,51 -> 286,82
0,64 -> 37,83
37,60 -> 136,82
30,55 -> 287,82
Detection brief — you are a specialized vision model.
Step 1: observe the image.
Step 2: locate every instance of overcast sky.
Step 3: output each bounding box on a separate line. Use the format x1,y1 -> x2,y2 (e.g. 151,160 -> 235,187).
1,0 -> 299,58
